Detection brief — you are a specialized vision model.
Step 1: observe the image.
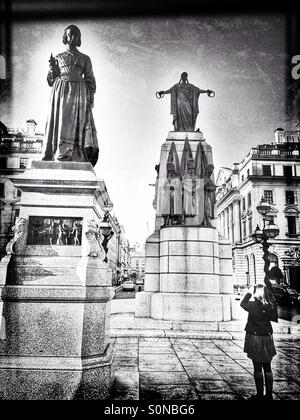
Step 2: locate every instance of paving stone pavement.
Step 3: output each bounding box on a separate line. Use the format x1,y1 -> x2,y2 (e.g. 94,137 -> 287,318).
110,337 -> 300,400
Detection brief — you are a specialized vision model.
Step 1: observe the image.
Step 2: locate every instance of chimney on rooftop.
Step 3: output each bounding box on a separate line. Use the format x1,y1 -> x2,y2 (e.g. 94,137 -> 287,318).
26,119 -> 37,137
274,127 -> 284,144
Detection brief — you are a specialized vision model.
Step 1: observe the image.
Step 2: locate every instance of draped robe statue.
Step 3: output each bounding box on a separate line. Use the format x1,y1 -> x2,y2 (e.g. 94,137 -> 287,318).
162,163 -> 182,225
43,25 -> 99,166
157,72 -> 214,132
203,164 -> 216,227
183,161 -> 197,217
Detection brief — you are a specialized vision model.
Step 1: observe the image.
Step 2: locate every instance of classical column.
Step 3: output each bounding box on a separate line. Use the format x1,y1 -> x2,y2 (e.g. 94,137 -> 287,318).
228,204 -> 234,244
220,211 -> 225,237
218,213 -> 222,235
224,208 -> 229,239
233,199 -> 241,243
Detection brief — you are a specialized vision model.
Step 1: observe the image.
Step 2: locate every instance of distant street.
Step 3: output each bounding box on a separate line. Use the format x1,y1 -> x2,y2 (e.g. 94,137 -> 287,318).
114,285 -> 144,300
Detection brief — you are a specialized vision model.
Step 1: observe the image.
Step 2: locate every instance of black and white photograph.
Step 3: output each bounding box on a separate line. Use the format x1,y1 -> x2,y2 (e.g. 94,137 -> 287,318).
0,0 -> 300,404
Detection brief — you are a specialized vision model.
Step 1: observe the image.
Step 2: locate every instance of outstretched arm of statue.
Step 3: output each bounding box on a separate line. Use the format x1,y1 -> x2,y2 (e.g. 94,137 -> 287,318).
198,88 -> 215,97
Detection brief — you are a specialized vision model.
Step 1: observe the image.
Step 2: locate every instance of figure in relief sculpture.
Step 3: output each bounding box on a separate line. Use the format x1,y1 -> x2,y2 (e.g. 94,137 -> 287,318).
203,164 -> 216,227
162,162 -> 182,226
182,159 -> 197,218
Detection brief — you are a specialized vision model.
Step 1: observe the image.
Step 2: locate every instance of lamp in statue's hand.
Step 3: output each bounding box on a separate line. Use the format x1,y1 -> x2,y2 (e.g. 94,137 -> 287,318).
207,90 -> 215,98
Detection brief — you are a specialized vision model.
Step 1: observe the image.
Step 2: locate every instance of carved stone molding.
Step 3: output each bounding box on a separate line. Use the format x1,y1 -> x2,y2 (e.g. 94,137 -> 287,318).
5,217 -> 27,256
284,205 -> 299,215
85,220 -> 104,258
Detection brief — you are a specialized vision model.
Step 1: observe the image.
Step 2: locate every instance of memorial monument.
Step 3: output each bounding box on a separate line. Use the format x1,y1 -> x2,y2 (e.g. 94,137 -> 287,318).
0,25 -> 114,400
136,73 -> 234,323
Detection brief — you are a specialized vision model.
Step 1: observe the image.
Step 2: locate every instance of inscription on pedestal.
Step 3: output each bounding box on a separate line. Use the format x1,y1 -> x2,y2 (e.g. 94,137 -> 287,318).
27,216 -> 83,246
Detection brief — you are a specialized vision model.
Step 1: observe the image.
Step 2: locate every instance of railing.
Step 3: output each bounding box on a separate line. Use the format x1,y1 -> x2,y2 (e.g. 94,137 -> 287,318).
0,146 -> 42,153
252,147 -> 300,159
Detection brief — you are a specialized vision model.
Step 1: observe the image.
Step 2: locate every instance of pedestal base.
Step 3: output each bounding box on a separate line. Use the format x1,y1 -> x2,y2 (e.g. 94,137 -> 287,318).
0,161 -> 115,399
136,291 -> 232,322
135,226 -> 234,322
0,344 -> 114,400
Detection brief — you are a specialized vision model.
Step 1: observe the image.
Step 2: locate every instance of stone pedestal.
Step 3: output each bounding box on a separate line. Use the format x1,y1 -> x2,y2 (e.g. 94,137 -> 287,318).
136,226 -> 233,321
0,161 -> 114,400
136,131 -> 234,323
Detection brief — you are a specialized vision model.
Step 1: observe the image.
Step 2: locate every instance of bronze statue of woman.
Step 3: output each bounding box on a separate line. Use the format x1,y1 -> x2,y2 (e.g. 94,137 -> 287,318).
157,72 -> 215,132
42,25 -> 99,166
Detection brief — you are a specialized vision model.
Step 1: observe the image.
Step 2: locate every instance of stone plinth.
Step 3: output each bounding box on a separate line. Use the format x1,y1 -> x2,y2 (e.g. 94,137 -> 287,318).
0,161 -> 114,400
136,131 -> 234,324
136,226 -> 233,322
0,256 -> 10,340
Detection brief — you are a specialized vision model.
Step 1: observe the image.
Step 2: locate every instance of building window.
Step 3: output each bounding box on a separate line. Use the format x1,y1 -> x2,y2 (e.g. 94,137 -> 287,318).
247,169 -> 250,177
241,175 -> 244,182
268,253 -> 278,269
264,190 -> 273,204
20,158 -> 29,169
287,216 -> 297,236
247,192 -> 252,207
283,165 -> 293,177
242,197 -> 246,211
262,165 -> 272,176
242,220 -> 247,239
0,183 -> 4,197
17,189 -> 22,198
286,191 -> 295,205
245,256 -> 250,286
0,157 -> 6,169
251,254 -> 257,285
248,218 -> 253,236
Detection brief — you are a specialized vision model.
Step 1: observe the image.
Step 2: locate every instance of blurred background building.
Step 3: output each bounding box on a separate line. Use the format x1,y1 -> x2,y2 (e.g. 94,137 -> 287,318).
128,242 -> 145,284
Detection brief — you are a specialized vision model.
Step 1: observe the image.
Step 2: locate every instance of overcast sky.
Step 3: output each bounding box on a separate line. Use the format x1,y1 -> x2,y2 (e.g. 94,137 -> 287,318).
2,14 -> 287,244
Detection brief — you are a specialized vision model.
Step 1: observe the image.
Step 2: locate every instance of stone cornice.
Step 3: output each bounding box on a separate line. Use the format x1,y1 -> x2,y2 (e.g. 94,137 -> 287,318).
217,190 -> 241,210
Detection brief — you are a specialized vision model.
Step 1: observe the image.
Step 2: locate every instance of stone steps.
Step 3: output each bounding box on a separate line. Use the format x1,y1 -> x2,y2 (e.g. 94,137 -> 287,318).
110,329 -> 299,341
110,313 -> 300,340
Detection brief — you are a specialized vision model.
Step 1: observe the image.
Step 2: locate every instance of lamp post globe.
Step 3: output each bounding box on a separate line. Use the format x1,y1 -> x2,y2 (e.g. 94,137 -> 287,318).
102,202 -> 114,214
251,225 -> 265,243
256,196 -> 271,216
263,223 -> 280,239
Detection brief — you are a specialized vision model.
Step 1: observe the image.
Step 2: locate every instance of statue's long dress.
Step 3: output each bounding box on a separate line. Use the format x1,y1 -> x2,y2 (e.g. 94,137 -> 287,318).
162,178 -> 182,216
43,50 -> 99,166
169,83 -> 201,131
183,176 -> 196,216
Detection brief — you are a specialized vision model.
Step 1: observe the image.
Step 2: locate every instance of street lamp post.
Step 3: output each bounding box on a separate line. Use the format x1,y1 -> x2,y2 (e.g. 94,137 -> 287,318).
251,197 -> 280,288
99,202 -> 114,263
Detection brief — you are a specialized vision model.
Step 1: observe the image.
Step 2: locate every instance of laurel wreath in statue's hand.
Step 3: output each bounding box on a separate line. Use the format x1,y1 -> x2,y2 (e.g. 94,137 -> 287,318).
156,91 -> 165,99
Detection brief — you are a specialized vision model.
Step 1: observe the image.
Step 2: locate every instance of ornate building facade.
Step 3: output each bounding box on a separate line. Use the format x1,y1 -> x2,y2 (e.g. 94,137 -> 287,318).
0,119 -> 44,255
216,128 -> 300,291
